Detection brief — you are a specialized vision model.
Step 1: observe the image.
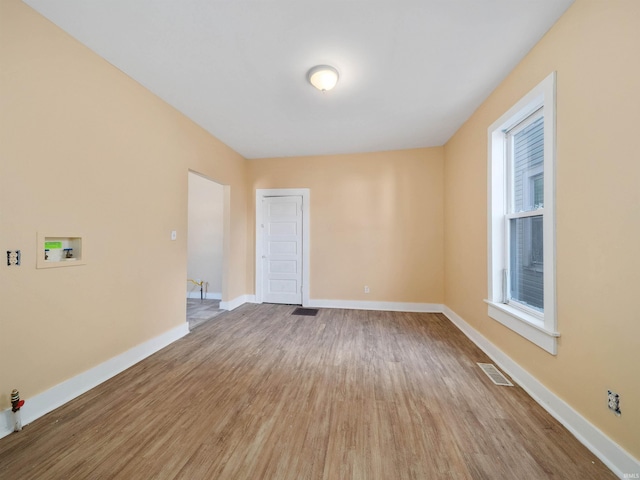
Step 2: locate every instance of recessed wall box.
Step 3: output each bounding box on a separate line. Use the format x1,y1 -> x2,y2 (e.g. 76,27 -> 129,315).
37,233 -> 85,268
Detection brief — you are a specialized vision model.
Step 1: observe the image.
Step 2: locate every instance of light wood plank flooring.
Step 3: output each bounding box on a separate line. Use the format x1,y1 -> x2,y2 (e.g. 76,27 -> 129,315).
0,304 -> 616,479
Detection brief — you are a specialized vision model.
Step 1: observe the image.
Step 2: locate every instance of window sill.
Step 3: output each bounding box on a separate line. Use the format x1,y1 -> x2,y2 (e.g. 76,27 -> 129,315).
484,300 -> 560,355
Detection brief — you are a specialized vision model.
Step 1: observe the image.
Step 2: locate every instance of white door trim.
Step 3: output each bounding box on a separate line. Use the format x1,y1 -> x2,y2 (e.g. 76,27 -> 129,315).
256,189 -> 310,306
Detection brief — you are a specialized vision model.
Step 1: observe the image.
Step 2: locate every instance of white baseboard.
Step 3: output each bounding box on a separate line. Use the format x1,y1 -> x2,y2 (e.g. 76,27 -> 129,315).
1,323 -> 189,440
307,299 -> 444,313
187,291 -> 222,300
442,306 -> 639,478
220,294 -> 256,311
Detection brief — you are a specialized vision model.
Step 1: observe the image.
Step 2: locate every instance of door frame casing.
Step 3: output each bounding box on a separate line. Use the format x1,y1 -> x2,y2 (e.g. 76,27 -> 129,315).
256,188 -> 310,306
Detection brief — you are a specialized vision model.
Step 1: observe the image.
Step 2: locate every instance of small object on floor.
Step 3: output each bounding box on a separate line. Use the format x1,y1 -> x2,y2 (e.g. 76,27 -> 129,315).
291,308 -> 319,316
11,389 -> 25,432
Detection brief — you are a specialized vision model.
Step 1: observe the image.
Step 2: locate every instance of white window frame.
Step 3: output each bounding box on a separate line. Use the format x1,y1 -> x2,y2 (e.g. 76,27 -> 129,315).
486,72 -> 559,355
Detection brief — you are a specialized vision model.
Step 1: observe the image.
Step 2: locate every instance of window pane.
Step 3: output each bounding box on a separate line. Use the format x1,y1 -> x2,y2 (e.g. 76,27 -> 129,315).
512,116 -> 544,212
533,175 -> 544,208
510,216 -> 543,311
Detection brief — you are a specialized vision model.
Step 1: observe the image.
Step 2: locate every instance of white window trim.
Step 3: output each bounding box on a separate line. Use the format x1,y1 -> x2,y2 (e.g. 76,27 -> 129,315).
486,72 -> 559,355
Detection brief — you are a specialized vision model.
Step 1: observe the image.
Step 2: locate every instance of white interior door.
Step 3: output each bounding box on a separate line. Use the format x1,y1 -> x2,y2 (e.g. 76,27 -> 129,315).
262,195 -> 303,304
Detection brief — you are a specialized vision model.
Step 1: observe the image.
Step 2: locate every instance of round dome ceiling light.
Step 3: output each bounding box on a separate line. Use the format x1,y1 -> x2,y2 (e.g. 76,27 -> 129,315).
307,65 -> 339,92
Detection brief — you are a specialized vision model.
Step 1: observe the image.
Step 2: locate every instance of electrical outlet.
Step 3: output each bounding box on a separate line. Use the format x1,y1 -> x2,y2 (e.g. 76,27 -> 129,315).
6,250 -> 20,266
364,286 -> 370,294
607,390 -> 621,416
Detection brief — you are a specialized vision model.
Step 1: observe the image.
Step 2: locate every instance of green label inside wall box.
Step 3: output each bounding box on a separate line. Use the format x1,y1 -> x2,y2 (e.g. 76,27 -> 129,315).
45,241 -> 62,249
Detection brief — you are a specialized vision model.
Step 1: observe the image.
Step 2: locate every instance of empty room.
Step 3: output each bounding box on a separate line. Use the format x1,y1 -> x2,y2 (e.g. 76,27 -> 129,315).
1,0 -> 638,478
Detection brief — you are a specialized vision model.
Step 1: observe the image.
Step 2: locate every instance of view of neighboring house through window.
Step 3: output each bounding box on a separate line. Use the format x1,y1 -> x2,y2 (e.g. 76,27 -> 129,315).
507,112 -> 544,312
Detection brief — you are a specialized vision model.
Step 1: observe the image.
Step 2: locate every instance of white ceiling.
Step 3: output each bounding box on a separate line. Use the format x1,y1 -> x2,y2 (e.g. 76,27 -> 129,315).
23,0 -> 574,159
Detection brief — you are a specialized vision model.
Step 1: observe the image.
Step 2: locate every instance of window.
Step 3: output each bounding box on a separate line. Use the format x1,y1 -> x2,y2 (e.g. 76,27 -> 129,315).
486,72 -> 559,355
508,113 -> 544,311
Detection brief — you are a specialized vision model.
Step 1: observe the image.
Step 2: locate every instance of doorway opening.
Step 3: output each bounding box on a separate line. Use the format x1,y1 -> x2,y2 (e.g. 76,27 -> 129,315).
187,171 -> 228,329
255,188 -> 310,306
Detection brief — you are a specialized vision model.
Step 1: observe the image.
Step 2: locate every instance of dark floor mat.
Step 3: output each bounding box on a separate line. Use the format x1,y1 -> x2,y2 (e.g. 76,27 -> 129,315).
292,308 -> 319,316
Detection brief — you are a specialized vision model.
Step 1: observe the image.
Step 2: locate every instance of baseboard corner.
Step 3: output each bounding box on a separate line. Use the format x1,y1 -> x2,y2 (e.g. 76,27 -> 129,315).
220,294 -> 256,311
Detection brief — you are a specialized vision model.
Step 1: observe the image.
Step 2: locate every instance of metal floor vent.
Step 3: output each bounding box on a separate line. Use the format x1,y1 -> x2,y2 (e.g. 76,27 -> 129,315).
292,308 -> 319,316
477,363 -> 513,386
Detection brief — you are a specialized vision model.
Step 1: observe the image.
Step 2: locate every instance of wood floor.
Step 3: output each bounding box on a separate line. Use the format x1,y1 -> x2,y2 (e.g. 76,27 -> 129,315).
187,298 -> 225,330
0,304 -> 615,479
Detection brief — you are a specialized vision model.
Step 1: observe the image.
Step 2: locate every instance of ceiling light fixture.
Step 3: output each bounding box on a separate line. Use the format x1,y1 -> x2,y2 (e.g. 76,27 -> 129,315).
307,65 -> 339,92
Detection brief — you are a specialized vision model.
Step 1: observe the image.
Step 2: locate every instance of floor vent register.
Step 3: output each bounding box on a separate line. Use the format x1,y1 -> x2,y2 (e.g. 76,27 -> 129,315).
292,308 -> 319,316
477,363 -> 513,386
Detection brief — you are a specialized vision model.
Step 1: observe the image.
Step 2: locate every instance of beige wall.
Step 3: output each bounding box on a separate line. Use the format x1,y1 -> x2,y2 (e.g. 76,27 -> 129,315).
248,148 -> 444,303
0,0 -> 248,409
444,0 -> 640,458
187,173 -> 224,296
2,0 -> 637,463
